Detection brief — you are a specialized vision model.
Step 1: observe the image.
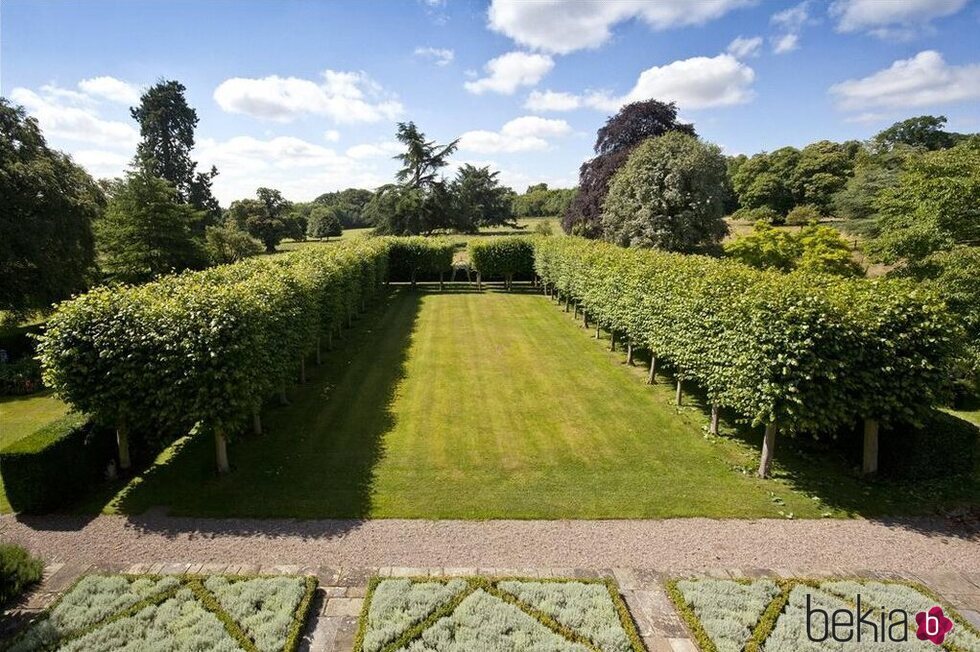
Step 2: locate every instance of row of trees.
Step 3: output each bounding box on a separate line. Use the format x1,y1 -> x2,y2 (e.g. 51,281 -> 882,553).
38,239 -> 396,473
532,236 -> 959,478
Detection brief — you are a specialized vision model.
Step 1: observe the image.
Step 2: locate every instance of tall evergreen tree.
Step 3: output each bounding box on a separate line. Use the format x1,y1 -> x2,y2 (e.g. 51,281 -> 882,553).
131,80 -> 219,224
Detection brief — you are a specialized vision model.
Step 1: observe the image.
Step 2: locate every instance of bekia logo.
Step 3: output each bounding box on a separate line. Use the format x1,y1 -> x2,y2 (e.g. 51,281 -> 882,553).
915,606 -> 954,645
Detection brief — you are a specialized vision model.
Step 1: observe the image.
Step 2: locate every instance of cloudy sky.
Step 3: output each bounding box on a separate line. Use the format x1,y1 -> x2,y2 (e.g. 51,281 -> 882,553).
3,0 -> 979,204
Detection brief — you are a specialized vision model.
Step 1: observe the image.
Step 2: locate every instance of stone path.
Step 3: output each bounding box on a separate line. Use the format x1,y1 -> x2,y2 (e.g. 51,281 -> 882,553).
5,561 -> 980,652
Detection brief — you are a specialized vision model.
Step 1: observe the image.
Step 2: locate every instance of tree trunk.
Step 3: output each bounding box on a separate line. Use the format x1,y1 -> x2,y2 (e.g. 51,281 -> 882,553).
477,273 -> 483,291
299,357 -> 306,384
564,295 -> 569,312
573,303 -> 579,318
647,355 -> 657,384
757,422 -> 777,478
583,311 -> 589,328
710,404 -> 720,435
279,381 -> 288,405
316,337 -> 322,365
117,421 -> 131,471
327,331 -> 333,350
439,271 -> 444,291
215,430 -> 230,474
626,341 -> 634,365
336,323 -> 343,340
610,331 -> 617,351
253,410 -> 262,436
411,270 -> 417,288
862,418 -> 879,475
675,378 -> 683,406
595,323 -> 601,339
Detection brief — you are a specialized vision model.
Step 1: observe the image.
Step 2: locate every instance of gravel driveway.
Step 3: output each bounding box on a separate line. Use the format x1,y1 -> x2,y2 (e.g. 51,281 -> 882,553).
1,515 -> 976,571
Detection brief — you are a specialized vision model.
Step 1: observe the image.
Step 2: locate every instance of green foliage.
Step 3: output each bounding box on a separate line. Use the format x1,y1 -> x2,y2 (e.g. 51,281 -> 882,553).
227,188 -> 295,253
306,205 -> 344,240
873,115 -> 961,152
451,164 -> 516,231
0,413 -> 115,513
534,237 -> 958,443
673,579 -> 780,652
730,206 -> 783,226
468,237 -> 535,281
1,98 -> 103,312
726,222 -> 861,277
0,357 -> 43,395
512,184 -> 576,218
361,579 -> 469,652
97,164 -> 207,283
205,223 -> 263,265
784,204 -> 821,226
601,133 -> 728,252
867,141 -> 980,266
314,188 -> 375,228
724,222 -> 801,272
916,247 -> 980,376
878,410 -> 978,481
37,239 -> 391,469
0,544 -> 43,606
385,237 -> 454,283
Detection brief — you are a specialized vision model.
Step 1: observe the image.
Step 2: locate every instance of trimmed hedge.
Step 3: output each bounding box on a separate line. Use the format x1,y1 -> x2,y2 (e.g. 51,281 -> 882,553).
384,237 -> 454,285
37,240 -> 391,474
469,237 -> 535,288
0,544 -> 44,606
533,236 -> 960,475
879,411 -> 978,480
0,413 -> 115,513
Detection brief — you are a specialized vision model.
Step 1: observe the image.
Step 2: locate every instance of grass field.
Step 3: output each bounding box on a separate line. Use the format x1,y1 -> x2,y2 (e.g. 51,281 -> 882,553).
83,286 -> 977,519
0,391 -> 72,511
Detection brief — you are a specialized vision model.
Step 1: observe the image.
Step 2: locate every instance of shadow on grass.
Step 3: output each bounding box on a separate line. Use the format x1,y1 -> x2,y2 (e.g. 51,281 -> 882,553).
57,288 -> 423,535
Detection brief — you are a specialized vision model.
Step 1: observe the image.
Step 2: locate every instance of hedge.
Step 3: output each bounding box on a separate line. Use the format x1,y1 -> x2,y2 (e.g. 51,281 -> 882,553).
533,236 -> 960,477
37,240 -> 391,475
384,237 -> 454,286
0,413 -> 115,513
469,237 -> 535,289
0,544 -> 43,606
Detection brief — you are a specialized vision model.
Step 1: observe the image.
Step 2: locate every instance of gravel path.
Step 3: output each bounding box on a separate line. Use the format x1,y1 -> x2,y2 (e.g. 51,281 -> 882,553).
1,515 -> 976,571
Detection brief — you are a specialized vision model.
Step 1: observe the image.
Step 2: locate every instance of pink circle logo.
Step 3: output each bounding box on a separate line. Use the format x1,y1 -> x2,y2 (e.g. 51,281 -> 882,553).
915,606 -> 954,645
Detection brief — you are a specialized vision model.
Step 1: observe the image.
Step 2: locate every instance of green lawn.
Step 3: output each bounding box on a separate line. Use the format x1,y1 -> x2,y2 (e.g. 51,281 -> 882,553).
0,391 -> 72,511
86,286 -> 978,519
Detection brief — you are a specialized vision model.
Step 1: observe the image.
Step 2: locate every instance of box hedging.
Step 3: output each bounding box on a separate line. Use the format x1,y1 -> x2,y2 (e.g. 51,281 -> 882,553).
384,237 -> 454,283
0,413 -> 114,513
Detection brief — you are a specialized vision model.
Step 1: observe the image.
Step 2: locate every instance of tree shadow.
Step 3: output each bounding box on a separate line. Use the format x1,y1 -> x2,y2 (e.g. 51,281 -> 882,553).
64,288 -> 422,537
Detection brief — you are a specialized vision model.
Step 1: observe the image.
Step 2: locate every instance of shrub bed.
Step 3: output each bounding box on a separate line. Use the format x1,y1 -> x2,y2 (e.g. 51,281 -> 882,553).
5,573 -> 317,652
0,544 -> 44,607
354,576 -> 644,652
0,413 -> 115,513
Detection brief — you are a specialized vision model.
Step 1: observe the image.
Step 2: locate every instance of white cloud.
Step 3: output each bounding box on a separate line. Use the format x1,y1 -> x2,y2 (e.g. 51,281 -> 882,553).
345,141 -> 403,159
770,2 -> 810,53
10,87 -> 139,148
464,51 -> 554,95
726,36 -> 763,59
213,70 -> 403,123
521,53 -> 755,115
71,150 -> 132,178
487,0 -> 752,54
772,33 -> 800,53
830,50 -> 980,110
78,76 -> 140,104
194,135 -> 391,202
830,0 -> 969,38
323,130 -> 341,142
414,46 -> 455,66
525,90 -> 583,112
458,116 -> 571,153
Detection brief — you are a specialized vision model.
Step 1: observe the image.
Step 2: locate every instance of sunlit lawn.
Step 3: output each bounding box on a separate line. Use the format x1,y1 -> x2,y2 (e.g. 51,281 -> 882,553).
82,285 -> 980,520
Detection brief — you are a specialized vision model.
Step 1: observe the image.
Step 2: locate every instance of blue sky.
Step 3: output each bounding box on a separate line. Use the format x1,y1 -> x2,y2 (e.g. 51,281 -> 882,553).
3,0 -> 979,204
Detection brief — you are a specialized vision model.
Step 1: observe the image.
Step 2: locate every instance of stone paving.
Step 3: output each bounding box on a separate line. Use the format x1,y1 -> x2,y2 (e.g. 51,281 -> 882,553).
4,562 -> 979,652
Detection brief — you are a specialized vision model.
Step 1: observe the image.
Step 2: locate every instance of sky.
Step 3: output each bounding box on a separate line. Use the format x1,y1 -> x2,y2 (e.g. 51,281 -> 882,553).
2,0 -> 979,204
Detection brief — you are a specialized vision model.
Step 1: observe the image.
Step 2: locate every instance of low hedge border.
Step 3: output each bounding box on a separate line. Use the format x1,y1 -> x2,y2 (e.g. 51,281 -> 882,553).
1,572 -> 318,652
352,575 -> 645,652
666,575 -> 980,652
0,414 -> 114,514
0,544 -> 44,607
